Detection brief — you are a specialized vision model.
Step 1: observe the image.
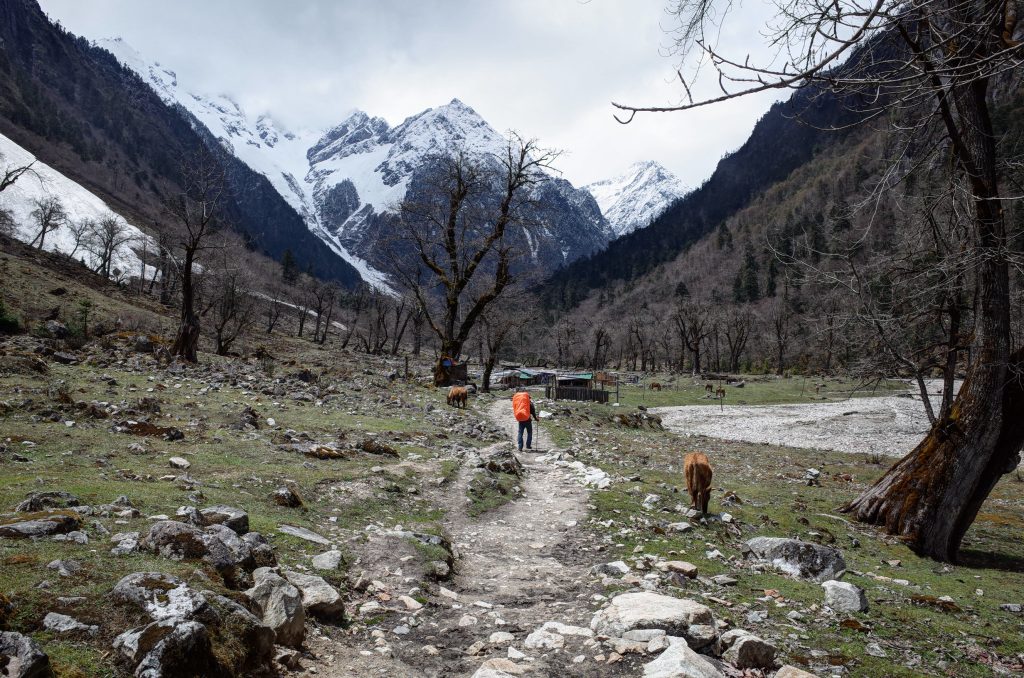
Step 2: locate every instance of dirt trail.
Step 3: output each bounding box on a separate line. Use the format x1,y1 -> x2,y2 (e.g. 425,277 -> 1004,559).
307,398 -> 600,678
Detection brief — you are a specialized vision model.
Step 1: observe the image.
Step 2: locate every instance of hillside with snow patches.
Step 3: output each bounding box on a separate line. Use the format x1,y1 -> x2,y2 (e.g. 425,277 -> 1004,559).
98,38 -> 613,283
0,131 -> 150,276
585,161 -> 687,238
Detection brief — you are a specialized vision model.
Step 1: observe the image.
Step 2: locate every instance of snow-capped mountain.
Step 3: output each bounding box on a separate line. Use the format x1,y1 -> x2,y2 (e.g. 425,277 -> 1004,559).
585,161 -> 688,238
98,38 -> 611,286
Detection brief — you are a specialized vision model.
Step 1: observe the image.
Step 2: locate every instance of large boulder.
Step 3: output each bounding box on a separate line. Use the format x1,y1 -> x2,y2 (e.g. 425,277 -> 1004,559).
591,592 -> 714,638
283,571 -> 344,621
204,593 -> 275,673
0,631 -> 53,678
200,505 -> 249,535
822,580 -> 868,613
718,629 -> 777,669
114,618 -> 221,678
0,512 -> 81,539
15,492 -> 80,513
139,521 -> 271,589
111,572 -> 213,623
642,639 -> 724,678
744,537 -> 846,582
244,568 -> 305,647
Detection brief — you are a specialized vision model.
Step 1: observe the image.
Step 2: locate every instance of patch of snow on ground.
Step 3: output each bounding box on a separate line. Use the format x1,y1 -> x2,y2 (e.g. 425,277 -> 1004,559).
0,132 -> 151,276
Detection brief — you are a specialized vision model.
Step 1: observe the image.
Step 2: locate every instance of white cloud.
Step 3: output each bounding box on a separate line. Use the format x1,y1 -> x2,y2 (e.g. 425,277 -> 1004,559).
39,0 -> 788,187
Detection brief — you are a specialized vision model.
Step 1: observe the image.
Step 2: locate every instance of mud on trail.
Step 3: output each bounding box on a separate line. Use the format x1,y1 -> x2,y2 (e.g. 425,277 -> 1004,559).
306,398 -> 612,677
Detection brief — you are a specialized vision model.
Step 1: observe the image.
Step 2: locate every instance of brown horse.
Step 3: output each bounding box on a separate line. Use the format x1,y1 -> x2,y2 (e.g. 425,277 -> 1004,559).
649,382 -> 662,391
684,452 -> 713,515
447,386 -> 468,408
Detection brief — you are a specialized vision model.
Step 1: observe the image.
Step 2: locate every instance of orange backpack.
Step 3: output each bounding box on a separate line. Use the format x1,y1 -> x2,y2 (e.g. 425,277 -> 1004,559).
512,391 -> 531,422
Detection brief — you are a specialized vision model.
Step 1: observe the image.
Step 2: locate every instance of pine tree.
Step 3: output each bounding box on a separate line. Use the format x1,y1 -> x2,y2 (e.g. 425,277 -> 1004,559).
281,248 -> 299,284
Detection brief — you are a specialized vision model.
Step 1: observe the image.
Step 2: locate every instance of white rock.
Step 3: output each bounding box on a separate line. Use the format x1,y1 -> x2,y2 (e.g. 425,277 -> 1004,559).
591,592 -> 714,638
399,595 -> 423,611
311,549 -> 344,571
822,580 -> 868,613
541,621 -> 593,637
168,456 -> 190,469
524,628 -> 565,650
642,640 -> 724,678
43,612 -> 98,636
459,614 -> 478,627
489,631 -> 515,644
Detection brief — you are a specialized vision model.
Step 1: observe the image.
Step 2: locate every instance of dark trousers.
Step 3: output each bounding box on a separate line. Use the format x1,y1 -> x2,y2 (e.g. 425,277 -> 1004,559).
517,420 -> 533,450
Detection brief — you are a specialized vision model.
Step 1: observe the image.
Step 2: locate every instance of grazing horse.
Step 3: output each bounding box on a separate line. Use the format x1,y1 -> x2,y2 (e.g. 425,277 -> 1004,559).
447,386 -> 468,408
684,452 -> 713,516
649,382 -> 662,391
716,386 -> 726,400
704,383 -> 714,395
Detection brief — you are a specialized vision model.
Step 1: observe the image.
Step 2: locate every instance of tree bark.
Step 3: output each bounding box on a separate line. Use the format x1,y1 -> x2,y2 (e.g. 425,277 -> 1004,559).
171,248 -> 200,362
843,348 -> 1024,560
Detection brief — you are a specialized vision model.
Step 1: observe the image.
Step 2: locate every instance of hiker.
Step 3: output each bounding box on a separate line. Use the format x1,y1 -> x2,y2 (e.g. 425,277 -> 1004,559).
512,387 -> 539,451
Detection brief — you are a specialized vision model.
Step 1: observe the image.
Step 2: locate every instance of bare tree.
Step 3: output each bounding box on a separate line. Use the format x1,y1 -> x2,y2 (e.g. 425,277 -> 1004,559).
87,213 -> 135,279
0,153 -> 35,194
29,196 -> 66,250
673,301 -> 711,375
65,217 -> 95,259
163,149 -> 227,362
392,134 -> 559,385
262,281 -> 288,334
722,308 -> 753,372
205,242 -> 258,356
622,0 -> 1024,560
0,208 -> 14,237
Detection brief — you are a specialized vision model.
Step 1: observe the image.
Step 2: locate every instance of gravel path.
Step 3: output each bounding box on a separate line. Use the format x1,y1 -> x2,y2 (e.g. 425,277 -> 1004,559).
653,394 -> 935,457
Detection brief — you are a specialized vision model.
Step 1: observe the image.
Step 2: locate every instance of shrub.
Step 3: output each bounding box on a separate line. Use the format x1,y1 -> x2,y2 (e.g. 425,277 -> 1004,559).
0,300 -> 20,334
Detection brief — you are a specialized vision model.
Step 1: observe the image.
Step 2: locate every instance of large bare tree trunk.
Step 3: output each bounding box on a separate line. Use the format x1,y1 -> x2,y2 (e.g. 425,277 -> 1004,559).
844,74 -> 1022,561
843,349 -> 1024,560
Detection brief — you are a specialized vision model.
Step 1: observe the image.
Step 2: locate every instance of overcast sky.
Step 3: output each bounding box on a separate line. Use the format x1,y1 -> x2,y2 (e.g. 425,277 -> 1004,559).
39,0 -> 786,188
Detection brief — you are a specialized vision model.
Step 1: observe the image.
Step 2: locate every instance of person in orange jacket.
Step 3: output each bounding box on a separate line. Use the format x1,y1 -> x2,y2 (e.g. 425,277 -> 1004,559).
511,387 -> 539,451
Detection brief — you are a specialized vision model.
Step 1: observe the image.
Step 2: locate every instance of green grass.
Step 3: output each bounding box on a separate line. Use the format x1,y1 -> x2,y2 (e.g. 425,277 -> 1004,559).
537,402 -> 1024,677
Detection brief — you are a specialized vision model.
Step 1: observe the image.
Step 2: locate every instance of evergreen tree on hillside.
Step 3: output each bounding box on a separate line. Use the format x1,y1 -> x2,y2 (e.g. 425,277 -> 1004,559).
281,248 -> 299,284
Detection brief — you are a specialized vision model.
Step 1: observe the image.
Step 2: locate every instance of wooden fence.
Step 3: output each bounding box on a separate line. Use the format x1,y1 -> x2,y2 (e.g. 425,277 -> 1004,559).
544,385 -> 611,403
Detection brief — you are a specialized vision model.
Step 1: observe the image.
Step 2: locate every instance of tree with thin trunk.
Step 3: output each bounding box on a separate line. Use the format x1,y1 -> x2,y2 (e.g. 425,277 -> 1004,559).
29,196 -> 66,250
163,149 -> 227,362
206,241 -> 258,356
65,217 -> 95,259
87,213 -> 135,279
723,308 -> 753,373
623,0 -> 1024,561
392,134 -> 559,385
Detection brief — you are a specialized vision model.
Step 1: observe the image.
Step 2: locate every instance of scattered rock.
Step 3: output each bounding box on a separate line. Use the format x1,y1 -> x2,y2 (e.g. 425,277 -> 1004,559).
471,658 -> 528,678
822,580 -> 868,613
0,630 -> 53,678
591,561 -> 630,577
199,505 -> 249,535
277,524 -> 330,545
719,629 -> 776,669
112,572 -> 211,621
744,537 -> 846,582
591,592 -> 714,638
359,438 -> 399,457
42,612 -> 98,637
642,639 -> 723,678
114,618 -> 220,677
775,666 -> 821,678
283,570 -> 344,621
311,550 -> 344,571
0,511 -> 81,539
271,486 -> 304,508
661,561 -> 698,578
524,628 -> 565,650
482,445 -> 524,476
244,568 -> 305,647
15,491 -> 79,513
168,456 -> 191,470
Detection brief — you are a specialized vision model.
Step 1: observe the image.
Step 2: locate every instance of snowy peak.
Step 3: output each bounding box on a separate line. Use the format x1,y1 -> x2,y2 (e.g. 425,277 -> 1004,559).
585,161 -> 687,238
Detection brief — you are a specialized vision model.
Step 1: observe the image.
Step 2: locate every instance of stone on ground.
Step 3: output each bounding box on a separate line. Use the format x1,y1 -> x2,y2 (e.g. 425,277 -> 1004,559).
244,567 -> 306,647
0,512 -> 80,539
775,666 -> 822,678
283,570 -> 344,621
199,505 -> 249,534
42,612 -> 98,636
822,580 -> 868,612
0,631 -> 53,678
311,549 -> 344,571
642,639 -> 724,678
718,629 -> 777,669
744,537 -> 846,582
591,592 -> 714,638
471,658 -> 529,677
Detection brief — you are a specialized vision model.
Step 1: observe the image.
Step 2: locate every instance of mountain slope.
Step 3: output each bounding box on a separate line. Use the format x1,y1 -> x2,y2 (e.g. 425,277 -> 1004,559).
584,161 -> 687,238
95,38 -> 613,281
0,0 -> 362,286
